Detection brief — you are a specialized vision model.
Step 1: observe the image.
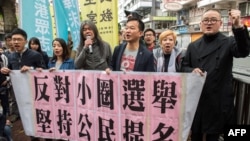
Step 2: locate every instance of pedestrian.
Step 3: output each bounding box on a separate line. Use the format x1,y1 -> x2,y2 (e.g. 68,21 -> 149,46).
0,28 -> 46,141
48,38 -> 75,71
74,20 -> 112,70
144,28 -> 159,52
28,37 -> 50,69
181,9 -> 250,141
106,17 -> 155,73
153,30 -> 184,72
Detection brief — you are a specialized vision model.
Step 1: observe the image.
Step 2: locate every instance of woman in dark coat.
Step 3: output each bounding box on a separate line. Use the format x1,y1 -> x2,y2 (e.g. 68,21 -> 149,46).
182,9 -> 250,141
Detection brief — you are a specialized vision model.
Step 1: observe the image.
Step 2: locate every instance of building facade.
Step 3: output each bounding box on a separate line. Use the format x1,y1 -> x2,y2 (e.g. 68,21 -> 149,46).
118,0 -> 250,50
171,0 -> 249,50
118,0 -> 177,34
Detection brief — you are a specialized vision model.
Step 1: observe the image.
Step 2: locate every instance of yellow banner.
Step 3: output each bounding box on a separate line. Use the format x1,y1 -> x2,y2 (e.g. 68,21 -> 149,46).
79,0 -> 118,51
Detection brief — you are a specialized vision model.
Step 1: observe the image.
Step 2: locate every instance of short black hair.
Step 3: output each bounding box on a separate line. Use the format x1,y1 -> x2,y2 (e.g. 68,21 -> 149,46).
11,28 -> 28,40
4,33 -> 12,41
144,28 -> 156,37
126,17 -> 145,32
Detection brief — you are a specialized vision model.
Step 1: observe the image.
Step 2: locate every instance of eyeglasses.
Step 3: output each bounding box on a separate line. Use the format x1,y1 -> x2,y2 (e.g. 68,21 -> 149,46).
202,19 -> 221,24
12,38 -> 24,43
145,34 -> 154,37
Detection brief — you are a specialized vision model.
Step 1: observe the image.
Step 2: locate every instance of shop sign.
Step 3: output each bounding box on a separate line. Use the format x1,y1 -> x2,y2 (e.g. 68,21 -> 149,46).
178,26 -> 188,33
164,2 -> 183,11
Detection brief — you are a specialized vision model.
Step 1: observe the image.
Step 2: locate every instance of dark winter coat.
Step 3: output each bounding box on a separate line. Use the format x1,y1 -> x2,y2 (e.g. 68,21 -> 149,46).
8,48 -> 45,69
182,26 -> 250,134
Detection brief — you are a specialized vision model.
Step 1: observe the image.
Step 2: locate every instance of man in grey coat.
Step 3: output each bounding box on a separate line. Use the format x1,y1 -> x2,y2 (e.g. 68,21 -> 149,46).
182,9 -> 250,141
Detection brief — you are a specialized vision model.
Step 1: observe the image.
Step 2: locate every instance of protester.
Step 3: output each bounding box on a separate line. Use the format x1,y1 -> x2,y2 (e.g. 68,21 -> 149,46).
2,33 -> 18,125
106,17 -> 155,73
1,28 -> 45,73
3,120 -> 11,141
28,37 -> 50,69
0,49 -> 9,116
118,28 -> 126,45
44,38 -> 74,141
3,33 -> 15,56
48,38 -> 75,71
67,32 -> 76,60
181,9 -> 250,141
124,10 -> 145,46
0,28 -> 45,141
153,30 -> 184,72
0,51 -> 12,141
143,28 -> 159,52
0,48 -> 4,54
0,114 -> 6,141
74,20 -> 112,70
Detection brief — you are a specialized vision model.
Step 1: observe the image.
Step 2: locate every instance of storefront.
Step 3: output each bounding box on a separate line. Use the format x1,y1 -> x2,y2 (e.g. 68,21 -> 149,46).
241,16 -> 250,35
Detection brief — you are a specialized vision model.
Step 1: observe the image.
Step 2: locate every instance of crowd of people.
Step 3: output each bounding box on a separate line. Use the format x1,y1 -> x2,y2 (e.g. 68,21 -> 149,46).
0,8 -> 249,141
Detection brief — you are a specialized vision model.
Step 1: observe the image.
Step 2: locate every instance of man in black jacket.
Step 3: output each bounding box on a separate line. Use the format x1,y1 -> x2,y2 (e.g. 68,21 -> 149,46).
1,28 -> 45,73
106,17 -> 155,73
0,28 -> 45,141
182,9 -> 250,141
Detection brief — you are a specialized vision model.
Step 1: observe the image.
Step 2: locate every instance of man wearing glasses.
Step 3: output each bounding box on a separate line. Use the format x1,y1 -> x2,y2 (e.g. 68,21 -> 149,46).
1,28 -> 45,73
182,9 -> 250,141
0,28 -> 45,141
143,28 -> 159,52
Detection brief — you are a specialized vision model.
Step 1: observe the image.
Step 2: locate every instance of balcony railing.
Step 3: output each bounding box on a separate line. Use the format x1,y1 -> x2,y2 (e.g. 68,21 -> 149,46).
233,68 -> 250,124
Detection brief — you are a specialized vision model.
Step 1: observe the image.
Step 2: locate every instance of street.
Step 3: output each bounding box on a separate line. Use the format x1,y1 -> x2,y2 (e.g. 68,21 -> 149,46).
11,118 -> 30,141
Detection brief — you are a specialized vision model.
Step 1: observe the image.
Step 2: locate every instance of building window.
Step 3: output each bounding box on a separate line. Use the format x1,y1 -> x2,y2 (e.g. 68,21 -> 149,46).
239,2 -> 250,16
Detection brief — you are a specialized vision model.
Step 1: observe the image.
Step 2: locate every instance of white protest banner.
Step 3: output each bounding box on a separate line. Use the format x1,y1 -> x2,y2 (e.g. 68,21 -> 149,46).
10,70 -> 206,141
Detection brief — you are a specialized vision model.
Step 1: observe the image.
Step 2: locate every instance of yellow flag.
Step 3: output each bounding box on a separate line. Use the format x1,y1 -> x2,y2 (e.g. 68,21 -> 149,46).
79,0 -> 118,51
49,4 -> 56,39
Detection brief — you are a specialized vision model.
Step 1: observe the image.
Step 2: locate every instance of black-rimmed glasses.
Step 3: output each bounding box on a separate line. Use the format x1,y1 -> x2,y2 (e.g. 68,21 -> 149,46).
202,19 -> 221,24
